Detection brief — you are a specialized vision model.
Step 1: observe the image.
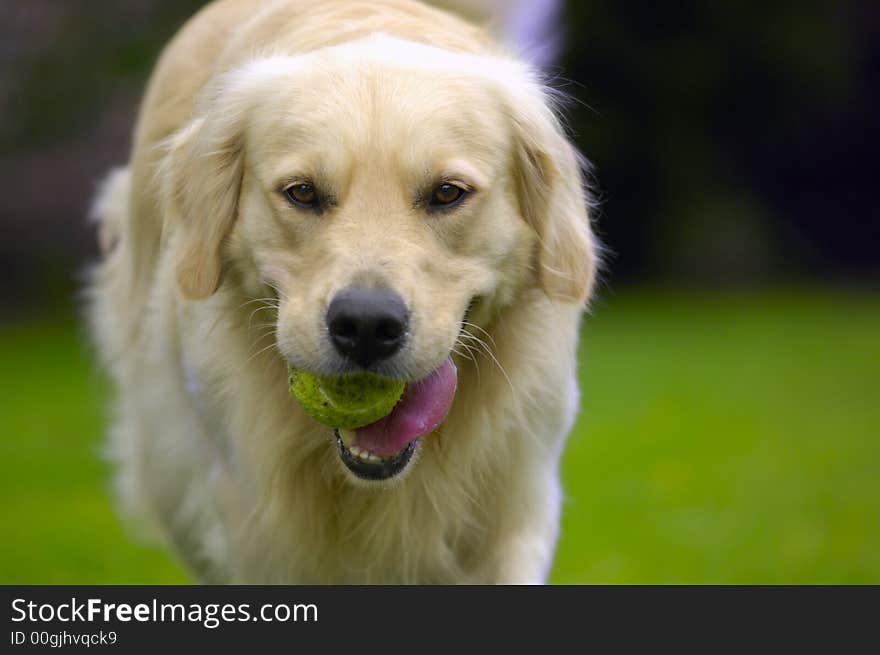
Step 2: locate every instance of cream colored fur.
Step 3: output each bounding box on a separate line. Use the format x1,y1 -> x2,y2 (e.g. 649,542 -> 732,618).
86,0 -> 597,584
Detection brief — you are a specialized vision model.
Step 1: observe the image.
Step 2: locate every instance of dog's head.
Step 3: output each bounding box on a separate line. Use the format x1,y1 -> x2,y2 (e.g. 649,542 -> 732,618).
160,36 -> 596,481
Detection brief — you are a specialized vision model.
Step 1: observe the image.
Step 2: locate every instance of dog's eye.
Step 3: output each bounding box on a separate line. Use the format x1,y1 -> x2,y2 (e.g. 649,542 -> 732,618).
428,183 -> 467,209
283,183 -> 319,208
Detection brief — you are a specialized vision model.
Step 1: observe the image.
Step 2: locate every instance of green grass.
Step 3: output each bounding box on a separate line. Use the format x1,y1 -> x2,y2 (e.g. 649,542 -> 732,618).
0,319 -> 188,584
553,288 -> 880,583
1,288 -> 878,584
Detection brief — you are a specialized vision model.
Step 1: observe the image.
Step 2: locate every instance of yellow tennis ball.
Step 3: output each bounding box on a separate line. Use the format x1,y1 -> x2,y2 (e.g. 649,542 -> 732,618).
288,366 -> 405,429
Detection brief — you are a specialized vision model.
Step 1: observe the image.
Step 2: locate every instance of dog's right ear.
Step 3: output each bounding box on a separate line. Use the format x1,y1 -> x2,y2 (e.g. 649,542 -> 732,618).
496,66 -> 598,305
158,79 -> 252,300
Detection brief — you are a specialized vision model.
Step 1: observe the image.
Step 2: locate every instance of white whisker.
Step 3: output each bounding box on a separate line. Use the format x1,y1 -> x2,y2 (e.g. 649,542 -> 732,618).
245,331 -> 281,365
460,328 -> 514,395
454,337 -> 481,385
460,320 -> 497,349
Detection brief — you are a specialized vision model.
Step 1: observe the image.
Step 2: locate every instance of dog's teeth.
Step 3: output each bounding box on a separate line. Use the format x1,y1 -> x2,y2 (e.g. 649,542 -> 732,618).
345,441 -> 387,465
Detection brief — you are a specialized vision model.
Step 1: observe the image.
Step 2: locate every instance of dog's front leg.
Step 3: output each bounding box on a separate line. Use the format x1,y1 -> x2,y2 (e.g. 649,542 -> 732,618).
488,469 -> 563,585
494,531 -> 559,584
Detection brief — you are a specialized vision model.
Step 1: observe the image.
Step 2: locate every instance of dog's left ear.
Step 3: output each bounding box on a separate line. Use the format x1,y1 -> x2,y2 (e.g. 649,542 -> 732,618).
160,109 -> 245,300
158,65 -> 266,300
502,74 -> 598,305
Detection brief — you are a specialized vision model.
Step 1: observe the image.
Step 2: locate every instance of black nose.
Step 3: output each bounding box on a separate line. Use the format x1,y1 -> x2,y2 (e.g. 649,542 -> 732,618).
326,288 -> 408,368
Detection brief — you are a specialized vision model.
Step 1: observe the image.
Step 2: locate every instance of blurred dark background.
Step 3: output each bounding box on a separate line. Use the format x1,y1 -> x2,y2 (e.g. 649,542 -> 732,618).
1,0 -> 878,320
562,1 -> 879,285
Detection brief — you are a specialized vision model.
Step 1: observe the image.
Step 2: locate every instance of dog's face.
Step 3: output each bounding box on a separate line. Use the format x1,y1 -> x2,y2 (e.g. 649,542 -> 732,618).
161,37 -> 595,481
235,56 -> 531,383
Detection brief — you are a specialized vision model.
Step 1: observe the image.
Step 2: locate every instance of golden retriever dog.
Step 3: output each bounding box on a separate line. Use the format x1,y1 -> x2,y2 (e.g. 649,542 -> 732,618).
86,0 -> 597,583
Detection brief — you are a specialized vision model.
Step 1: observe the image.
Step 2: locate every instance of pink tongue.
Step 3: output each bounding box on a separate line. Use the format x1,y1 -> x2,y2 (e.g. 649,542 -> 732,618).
354,358 -> 457,457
